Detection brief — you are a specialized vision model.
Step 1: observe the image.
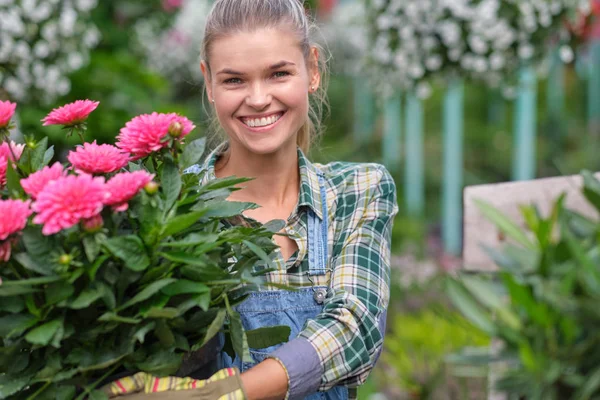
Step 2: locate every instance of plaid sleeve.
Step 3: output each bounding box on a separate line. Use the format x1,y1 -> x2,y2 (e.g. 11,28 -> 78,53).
298,165 -> 398,390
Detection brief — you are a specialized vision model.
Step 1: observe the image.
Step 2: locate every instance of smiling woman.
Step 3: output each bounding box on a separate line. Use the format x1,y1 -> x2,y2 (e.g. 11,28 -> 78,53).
107,1 -> 398,399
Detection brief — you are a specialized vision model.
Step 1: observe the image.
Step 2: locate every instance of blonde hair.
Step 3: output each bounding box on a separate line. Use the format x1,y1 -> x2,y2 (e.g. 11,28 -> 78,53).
201,0 -> 329,154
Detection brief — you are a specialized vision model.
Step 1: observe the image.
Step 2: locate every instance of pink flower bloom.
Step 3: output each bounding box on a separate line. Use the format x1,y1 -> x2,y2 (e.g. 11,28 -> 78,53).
0,199 -> 32,241
0,141 -> 25,187
0,100 -> 17,129
67,141 -> 129,174
42,100 -> 99,126
82,214 -> 104,232
116,112 -> 195,159
105,171 -> 155,212
21,162 -> 66,199
32,174 -> 109,235
162,0 -> 183,11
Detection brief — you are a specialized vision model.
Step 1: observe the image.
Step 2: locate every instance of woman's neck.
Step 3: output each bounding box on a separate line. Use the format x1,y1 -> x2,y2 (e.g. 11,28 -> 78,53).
214,143 -> 300,208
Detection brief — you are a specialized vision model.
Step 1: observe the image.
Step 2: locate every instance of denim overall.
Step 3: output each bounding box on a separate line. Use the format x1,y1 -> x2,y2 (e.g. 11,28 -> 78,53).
220,173 -> 349,400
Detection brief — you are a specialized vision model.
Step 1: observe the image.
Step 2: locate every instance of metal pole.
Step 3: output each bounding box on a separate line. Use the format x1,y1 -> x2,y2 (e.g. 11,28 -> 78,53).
382,93 -> 402,171
405,92 -> 424,216
442,79 -> 464,255
512,65 -> 538,181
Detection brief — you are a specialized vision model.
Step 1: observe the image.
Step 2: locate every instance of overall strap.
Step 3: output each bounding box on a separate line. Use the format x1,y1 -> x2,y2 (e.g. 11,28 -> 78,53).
308,173 -> 329,276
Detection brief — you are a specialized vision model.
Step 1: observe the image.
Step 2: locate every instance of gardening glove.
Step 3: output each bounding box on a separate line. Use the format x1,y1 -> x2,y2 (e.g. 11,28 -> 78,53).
100,367 -> 246,400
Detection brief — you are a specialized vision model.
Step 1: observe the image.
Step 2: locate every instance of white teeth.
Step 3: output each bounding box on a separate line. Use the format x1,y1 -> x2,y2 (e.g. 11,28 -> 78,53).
243,113 -> 281,128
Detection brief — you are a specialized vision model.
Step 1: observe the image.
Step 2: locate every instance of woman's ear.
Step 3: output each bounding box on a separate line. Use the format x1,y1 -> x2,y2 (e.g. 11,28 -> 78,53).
309,47 -> 321,92
200,60 -> 213,102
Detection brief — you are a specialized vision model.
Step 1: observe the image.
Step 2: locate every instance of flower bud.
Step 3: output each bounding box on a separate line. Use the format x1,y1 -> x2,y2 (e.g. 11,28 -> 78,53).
144,181 -> 159,195
168,121 -> 184,138
58,254 -> 72,265
82,214 -> 104,233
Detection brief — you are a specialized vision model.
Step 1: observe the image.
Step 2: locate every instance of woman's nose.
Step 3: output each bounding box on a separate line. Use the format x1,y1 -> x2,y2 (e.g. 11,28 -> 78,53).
245,83 -> 271,110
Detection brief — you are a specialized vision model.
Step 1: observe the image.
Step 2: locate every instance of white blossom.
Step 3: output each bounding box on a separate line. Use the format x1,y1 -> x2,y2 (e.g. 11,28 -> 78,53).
363,0 -> 589,93
0,0 -> 100,103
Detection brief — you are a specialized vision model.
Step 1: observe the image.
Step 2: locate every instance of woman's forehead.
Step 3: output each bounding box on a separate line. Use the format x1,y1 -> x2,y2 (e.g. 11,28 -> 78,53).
208,28 -> 305,70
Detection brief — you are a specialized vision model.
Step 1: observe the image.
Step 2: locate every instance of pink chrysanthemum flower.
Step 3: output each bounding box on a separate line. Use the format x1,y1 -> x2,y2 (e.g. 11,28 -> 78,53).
0,199 -> 32,241
116,112 -> 195,159
67,141 -> 130,174
0,100 -> 17,129
32,174 -> 109,235
104,171 -> 155,212
21,162 -> 66,199
0,141 -> 25,187
42,100 -> 99,126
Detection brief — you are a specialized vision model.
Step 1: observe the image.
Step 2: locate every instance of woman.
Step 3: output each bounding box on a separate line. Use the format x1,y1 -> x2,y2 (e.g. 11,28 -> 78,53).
104,0 -> 398,399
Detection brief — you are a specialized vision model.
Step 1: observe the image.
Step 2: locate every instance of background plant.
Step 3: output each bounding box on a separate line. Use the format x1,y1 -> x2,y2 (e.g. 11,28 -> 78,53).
447,171 -> 600,399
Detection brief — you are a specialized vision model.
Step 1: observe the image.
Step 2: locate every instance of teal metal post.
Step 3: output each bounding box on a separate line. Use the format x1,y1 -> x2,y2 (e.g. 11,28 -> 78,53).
382,93 -> 402,171
405,92 -> 424,216
547,47 -> 565,139
589,40 -> 600,136
442,79 -> 464,256
353,76 -> 375,144
512,65 -> 538,181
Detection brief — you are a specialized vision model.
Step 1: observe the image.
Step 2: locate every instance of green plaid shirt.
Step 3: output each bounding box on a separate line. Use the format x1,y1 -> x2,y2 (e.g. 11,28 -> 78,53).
200,145 -> 398,398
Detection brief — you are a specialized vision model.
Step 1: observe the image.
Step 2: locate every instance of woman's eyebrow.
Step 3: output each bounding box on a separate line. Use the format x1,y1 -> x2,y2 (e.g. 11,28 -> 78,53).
216,61 -> 295,76
217,68 -> 245,76
268,61 -> 296,69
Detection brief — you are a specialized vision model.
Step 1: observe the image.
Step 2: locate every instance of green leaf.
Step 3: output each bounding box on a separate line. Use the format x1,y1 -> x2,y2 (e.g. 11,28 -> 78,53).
161,159 -> 181,213
243,240 -> 277,270
0,285 -> 39,297
25,319 -> 63,346
229,310 -> 252,363
42,145 -> 54,166
574,365 -> 600,399
1,276 -> 62,286
160,209 -> 209,238
135,349 -> 182,376
97,312 -> 141,324
198,176 -> 251,192
155,319 -> 175,347
0,314 -> 38,337
30,137 -> 48,170
263,219 -> 286,233
118,278 -> 176,311
180,137 -> 206,170
145,307 -> 179,319
69,287 -> 104,309
6,159 -> 24,197
246,326 -> 291,349
45,281 -> 74,306
161,280 -> 210,296
88,254 -> 110,281
474,199 -> 536,250
0,296 -> 25,313
446,279 -> 495,335
104,235 -> 150,272
159,233 -> 220,248
134,322 -> 156,344
83,235 -> 102,262
582,170 -> 600,211
14,252 -> 54,276
0,375 -> 31,399
195,200 -> 259,219
197,309 -> 226,350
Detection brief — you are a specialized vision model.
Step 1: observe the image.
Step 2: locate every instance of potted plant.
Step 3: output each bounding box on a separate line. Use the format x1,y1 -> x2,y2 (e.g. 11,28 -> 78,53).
0,100 -> 288,399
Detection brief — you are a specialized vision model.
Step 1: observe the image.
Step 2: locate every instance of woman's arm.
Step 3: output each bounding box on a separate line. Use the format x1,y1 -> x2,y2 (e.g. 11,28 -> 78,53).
240,358 -> 289,400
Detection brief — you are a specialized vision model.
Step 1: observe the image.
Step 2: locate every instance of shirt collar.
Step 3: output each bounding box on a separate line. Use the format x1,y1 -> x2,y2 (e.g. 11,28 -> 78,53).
199,142 -> 324,220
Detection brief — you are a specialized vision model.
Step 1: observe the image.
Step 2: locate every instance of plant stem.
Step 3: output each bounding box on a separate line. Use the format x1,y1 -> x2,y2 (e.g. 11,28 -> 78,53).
26,381 -> 51,400
74,363 -> 120,400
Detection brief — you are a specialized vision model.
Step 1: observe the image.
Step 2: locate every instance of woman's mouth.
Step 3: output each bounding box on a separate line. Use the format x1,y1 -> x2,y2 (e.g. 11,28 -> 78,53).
239,111 -> 285,130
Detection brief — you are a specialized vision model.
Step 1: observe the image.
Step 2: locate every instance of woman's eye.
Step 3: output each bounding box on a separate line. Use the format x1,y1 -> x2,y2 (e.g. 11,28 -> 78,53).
273,71 -> 290,78
224,78 -> 242,84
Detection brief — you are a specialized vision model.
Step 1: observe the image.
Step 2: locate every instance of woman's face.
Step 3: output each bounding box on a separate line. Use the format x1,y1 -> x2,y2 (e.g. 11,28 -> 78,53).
202,27 -> 319,157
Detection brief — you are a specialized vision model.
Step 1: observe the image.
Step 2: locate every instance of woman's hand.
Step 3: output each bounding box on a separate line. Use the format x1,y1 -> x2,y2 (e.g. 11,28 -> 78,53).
100,367 -> 246,399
